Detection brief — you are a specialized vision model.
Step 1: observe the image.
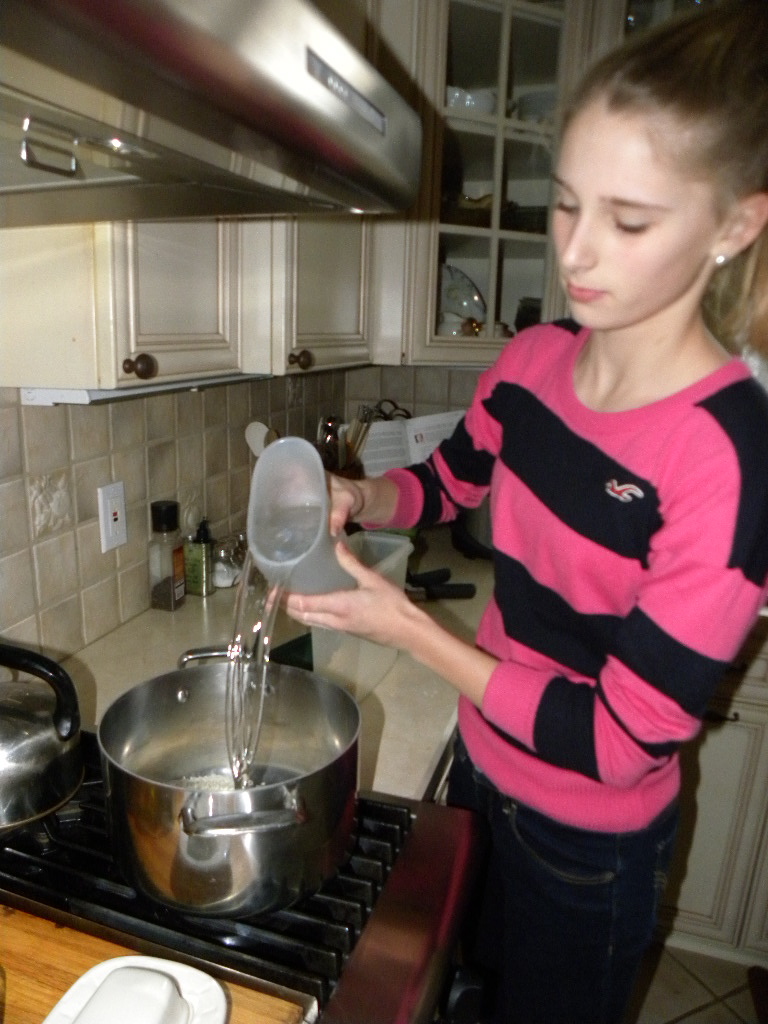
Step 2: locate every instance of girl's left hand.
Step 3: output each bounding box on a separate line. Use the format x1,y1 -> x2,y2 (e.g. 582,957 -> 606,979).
284,540 -> 412,649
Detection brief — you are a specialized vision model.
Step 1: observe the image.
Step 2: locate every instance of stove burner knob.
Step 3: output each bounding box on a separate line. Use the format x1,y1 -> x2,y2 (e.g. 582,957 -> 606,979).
442,965 -> 486,1024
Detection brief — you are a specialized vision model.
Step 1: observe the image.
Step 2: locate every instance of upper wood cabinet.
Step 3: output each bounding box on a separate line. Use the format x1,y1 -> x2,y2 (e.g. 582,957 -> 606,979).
1,205 -> 372,395
2,219 -> 259,398
115,221 -> 244,380
256,215 -> 372,376
367,0 -> 627,366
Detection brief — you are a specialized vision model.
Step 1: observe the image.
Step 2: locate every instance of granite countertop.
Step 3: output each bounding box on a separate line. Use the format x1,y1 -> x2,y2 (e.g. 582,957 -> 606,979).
62,526 -> 494,801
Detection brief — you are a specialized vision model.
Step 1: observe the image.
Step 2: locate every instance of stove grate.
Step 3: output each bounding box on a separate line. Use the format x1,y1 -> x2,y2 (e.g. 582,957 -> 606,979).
0,732 -> 413,1010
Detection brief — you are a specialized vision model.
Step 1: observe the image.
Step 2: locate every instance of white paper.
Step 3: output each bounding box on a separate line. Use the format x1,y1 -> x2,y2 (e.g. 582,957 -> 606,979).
361,410 -> 464,476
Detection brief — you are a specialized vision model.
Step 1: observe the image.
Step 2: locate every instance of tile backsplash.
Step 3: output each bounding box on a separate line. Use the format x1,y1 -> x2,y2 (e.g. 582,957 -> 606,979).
0,364 -> 480,660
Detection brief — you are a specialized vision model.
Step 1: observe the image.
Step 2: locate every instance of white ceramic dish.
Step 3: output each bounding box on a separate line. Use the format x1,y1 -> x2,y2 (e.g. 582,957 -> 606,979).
463,87 -> 496,114
445,85 -> 496,114
439,264 -> 486,321
42,956 -> 227,1024
445,85 -> 466,108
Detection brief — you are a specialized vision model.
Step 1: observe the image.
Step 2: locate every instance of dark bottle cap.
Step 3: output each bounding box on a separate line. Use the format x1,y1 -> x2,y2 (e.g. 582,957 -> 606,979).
151,500 -> 179,533
194,518 -> 212,543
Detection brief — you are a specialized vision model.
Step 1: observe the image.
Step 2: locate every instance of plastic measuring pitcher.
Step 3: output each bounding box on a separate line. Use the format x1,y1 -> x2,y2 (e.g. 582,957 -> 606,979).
246,436 -> 355,593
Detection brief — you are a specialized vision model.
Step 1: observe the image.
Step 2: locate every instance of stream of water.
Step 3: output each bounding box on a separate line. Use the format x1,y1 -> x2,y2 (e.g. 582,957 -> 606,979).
225,553 -> 288,788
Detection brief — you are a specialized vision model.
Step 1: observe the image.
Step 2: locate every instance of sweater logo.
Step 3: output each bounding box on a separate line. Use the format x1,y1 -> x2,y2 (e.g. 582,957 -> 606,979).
606,479 -> 644,503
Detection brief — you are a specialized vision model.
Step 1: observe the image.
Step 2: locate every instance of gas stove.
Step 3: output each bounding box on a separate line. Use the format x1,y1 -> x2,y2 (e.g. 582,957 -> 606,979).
0,732 -> 482,1023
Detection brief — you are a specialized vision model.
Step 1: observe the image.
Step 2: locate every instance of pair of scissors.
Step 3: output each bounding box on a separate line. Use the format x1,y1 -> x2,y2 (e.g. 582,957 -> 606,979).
373,399 -> 411,420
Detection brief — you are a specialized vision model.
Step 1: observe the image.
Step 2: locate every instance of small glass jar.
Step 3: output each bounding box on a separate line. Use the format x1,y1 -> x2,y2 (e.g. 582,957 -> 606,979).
213,538 -> 240,588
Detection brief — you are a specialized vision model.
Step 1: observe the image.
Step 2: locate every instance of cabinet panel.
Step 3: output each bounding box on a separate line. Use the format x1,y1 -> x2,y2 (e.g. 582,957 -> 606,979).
1,224 -> 100,389
262,214 -> 370,376
660,696 -> 768,954
296,219 -> 363,337
134,223 -> 223,336
263,215 -> 371,376
114,221 -> 242,383
742,801 -> 768,958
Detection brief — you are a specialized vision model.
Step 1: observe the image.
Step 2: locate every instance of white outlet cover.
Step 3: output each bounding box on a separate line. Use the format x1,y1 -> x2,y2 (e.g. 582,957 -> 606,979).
97,481 -> 127,552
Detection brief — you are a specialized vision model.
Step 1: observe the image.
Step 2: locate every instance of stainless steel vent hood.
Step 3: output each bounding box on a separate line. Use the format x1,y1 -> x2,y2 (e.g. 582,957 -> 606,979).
0,0 -> 422,227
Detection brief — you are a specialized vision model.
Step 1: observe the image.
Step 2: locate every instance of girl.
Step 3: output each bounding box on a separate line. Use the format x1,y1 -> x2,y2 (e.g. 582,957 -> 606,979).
286,3 -> 768,1021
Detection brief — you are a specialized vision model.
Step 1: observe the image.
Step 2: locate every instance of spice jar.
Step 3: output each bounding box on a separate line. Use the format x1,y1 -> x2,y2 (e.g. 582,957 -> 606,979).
212,535 -> 243,589
149,500 -> 186,610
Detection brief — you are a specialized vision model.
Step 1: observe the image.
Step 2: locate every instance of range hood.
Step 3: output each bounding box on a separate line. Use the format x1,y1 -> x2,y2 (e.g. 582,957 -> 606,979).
0,0 -> 422,227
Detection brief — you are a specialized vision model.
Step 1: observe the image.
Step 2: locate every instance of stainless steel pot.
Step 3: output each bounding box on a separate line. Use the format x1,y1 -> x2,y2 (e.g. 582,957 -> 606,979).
0,642 -> 82,834
98,662 -> 360,917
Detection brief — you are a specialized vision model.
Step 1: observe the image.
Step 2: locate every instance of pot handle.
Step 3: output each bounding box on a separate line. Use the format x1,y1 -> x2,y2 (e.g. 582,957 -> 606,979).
177,646 -> 228,668
180,788 -> 307,837
0,642 -> 80,741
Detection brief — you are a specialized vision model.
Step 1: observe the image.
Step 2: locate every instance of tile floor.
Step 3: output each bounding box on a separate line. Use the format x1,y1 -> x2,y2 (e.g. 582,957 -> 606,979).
625,944 -> 762,1023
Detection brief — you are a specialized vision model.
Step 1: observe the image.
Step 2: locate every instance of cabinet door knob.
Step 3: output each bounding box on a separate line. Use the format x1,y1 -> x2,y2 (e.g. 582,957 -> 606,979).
123,353 -> 159,379
288,349 -> 314,371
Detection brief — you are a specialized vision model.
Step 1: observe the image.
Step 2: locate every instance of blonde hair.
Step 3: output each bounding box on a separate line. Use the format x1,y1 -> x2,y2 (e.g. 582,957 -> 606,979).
564,0 -> 768,354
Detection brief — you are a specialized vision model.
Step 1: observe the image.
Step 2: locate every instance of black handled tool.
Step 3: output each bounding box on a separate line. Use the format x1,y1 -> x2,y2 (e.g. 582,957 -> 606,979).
406,568 -> 476,601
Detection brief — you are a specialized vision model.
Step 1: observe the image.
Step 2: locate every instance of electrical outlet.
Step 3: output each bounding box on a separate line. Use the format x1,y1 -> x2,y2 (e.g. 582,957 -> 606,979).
97,481 -> 128,553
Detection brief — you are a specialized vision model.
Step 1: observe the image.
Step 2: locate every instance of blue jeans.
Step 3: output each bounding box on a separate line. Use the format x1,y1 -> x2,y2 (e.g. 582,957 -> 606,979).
447,735 -> 679,1024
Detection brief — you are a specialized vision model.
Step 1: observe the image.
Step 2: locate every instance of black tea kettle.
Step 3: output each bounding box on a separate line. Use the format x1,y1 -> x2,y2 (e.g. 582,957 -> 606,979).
0,642 -> 83,834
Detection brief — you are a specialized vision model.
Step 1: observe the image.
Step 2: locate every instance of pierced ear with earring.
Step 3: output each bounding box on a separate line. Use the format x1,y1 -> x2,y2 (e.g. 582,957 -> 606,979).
715,253 -> 729,266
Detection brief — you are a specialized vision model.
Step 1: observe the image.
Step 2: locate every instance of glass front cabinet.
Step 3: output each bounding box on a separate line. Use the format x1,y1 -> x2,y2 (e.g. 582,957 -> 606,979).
369,0 -> 627,366
438,1 -> 562,355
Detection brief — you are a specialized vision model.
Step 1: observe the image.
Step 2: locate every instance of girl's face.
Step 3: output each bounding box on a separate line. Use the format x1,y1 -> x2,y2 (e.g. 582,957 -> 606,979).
552,99 -> 725,337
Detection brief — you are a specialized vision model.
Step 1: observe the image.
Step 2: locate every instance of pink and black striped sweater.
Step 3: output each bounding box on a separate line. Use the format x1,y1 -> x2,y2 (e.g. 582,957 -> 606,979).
383,320 -> 768,833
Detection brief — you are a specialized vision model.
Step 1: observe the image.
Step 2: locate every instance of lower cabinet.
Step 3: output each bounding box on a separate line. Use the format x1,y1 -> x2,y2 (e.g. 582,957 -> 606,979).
743,814 -> 768,959
659,670 -> 768,965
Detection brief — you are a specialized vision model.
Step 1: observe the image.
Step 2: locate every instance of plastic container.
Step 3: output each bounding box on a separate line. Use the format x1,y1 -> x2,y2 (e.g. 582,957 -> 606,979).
247,436 -> 354,594
311,531 -> 413,701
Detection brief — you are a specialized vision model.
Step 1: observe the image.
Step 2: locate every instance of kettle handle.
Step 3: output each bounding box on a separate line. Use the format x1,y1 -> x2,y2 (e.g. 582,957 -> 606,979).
0,642 -> 81,741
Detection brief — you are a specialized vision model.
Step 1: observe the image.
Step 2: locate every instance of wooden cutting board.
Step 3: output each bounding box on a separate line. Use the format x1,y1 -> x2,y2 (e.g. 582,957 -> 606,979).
0,905 -> 304,1024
